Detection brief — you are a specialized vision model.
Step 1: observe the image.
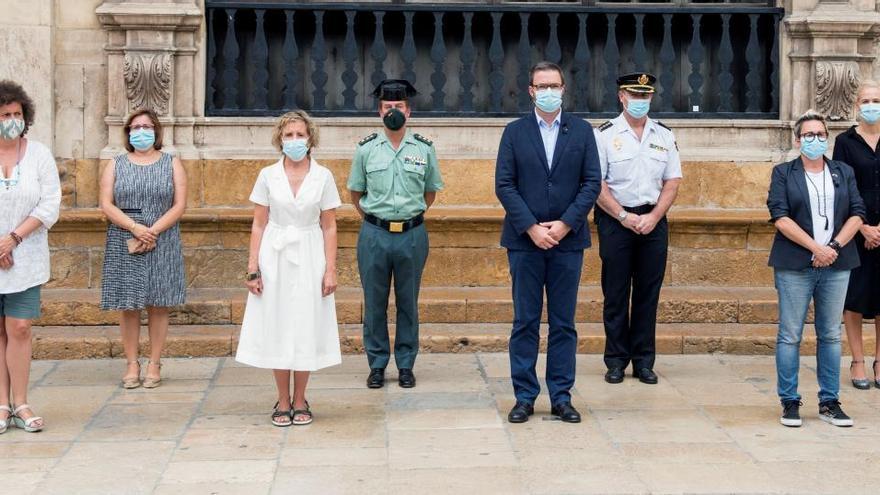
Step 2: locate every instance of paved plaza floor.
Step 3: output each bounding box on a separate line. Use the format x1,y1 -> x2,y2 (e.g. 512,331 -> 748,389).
2,354 -> 880,494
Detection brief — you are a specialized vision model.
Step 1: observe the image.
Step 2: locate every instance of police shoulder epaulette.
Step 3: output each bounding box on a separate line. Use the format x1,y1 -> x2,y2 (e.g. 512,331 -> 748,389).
655,121 -> 672,131
358,133 -> 378,146
413,133 -> 433,146
598,121 -> 613,132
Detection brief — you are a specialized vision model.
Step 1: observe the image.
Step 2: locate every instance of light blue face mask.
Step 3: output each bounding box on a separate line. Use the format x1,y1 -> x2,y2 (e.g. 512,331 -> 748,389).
625,98 -> 651,119
0,118 -> 25,140
800,137 -> 828,160
129,129 -> 155,151
282,138 -> 309,161
534,88 -> 563,113
859,103 -> 880,124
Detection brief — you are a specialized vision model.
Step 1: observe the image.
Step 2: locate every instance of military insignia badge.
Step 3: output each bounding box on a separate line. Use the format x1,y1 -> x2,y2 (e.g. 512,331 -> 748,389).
404,155 -> 427,167
612,137 -> 623,152
649,143 -> 668,153
638,74 -> 649,85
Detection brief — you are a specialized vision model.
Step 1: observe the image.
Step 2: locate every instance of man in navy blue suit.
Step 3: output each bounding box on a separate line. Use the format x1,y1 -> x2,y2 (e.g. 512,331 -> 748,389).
495,61 -> 602,423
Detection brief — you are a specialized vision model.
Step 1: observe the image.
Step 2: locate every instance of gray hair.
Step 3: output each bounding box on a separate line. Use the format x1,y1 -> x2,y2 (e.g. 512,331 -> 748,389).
793,109 -> 828,138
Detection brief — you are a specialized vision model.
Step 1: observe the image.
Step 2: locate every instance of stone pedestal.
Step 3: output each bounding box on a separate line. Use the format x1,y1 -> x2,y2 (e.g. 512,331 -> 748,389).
96,0 -> 202,159
785,0 -> 880,122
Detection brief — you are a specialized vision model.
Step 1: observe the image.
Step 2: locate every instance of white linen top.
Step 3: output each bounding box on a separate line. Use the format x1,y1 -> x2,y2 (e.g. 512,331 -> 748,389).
805,167 -> 835,247
0,139 -> 61,293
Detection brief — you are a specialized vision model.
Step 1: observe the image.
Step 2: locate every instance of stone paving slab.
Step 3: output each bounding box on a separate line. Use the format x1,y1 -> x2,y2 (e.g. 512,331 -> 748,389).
3,354 -> 880,494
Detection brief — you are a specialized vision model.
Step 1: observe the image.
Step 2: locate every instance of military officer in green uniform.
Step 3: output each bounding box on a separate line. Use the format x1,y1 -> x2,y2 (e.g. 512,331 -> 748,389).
348,80 -> 443,389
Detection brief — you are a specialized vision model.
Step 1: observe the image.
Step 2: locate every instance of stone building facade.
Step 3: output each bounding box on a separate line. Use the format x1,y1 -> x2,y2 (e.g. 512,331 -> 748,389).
2,0 -> 880,355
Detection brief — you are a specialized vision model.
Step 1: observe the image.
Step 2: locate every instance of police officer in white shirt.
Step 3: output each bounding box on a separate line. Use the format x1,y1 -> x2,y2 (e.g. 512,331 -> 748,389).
593,73 -> 682,385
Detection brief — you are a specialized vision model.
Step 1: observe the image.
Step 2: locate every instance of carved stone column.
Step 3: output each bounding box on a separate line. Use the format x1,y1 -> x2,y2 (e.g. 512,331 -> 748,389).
97,1 -> 202,158
785,1 -> 880,122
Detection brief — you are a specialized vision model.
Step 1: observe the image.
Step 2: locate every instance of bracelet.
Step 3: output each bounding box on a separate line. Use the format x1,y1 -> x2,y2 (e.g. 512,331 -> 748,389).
245,270 -> 262,281
9,232 -> 22,245
128,220 -> 138,231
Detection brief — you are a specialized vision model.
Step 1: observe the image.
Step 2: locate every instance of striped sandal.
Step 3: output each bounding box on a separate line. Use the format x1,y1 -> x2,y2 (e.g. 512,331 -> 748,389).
0,405 -> 11,434
11,404 -> 43,433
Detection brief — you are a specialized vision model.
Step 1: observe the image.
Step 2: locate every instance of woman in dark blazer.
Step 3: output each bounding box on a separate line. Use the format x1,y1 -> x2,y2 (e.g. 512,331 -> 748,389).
834,81 -> 880,389
767,111 -> 865,428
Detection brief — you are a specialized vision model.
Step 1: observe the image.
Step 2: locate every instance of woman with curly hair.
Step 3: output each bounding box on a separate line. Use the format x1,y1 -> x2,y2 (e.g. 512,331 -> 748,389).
0,80 -> 61,433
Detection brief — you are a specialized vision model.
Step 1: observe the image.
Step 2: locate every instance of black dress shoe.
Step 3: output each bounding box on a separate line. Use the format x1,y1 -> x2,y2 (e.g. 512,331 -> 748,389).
507,402 -> 534,423
634,368 -> 658,384
366,368 -> 385,389
605,367 -> 625,384
398,368 -> 416,388
551,402 -> 581,423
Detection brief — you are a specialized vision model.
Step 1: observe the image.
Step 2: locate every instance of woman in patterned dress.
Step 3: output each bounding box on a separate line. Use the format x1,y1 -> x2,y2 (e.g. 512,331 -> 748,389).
99,109 -> 187,389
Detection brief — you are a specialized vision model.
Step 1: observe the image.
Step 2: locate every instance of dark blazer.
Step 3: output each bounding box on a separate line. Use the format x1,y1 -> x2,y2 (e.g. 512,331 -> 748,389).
767,157 -> 866,270
494,112 -> 602,251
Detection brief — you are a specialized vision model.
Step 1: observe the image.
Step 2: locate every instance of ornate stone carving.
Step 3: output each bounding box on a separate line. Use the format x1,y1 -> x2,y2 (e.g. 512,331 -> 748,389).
815,61 -> 860,121
123,53 -> 173,115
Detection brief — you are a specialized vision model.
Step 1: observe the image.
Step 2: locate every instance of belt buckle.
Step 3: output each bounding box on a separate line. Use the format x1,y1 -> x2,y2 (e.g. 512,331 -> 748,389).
389,221 -> 404,233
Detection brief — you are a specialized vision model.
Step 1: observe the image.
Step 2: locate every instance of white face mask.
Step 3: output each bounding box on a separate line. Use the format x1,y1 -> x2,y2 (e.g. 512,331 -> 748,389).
0,118 -> 25,140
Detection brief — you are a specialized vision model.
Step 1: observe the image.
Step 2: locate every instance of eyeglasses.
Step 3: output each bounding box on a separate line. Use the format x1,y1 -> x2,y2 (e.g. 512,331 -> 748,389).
532,84 -> 563,91
800,132 -> 828,143
130,124 -> 155,131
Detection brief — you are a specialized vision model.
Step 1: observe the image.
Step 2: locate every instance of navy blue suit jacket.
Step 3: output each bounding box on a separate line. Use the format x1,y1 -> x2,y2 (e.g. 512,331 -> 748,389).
495,112 -> 602,251
767,157 -> 866,270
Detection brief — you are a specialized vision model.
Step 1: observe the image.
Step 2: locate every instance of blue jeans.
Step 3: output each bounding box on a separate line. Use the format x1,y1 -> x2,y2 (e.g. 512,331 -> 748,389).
774,267 -> 850,404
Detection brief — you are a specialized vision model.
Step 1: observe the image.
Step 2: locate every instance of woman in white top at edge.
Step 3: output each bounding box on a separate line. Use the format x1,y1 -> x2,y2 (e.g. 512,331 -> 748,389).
236,110 -> 342,427
0,80 -> 61,434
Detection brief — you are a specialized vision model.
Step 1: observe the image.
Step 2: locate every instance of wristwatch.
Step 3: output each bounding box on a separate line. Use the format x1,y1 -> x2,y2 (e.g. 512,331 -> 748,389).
827,239 -> 842,253
617,210 -> 628,222
245,270 -> 261,281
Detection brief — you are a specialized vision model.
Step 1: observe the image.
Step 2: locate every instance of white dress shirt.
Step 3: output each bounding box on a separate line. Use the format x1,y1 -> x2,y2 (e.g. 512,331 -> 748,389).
0,140 -> 61,294
535,110 -> 561,169
593,114 -> 683,207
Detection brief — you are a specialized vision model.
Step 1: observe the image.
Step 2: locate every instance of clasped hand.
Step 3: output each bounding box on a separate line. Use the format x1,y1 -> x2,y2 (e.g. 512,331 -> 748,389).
528,221 -> 571,250
622,213 -> 660,235
812,245 -> 838,268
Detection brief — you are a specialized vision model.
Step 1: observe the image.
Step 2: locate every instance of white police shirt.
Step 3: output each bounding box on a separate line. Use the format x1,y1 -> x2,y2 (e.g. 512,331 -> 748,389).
593,113 -> 683,207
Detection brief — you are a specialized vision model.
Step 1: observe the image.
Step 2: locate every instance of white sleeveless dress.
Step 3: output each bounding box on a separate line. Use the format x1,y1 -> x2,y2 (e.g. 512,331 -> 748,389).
235,159 -> 342,371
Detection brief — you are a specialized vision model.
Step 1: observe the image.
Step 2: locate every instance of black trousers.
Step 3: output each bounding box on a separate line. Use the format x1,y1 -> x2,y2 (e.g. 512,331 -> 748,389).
596,206 -> 668,370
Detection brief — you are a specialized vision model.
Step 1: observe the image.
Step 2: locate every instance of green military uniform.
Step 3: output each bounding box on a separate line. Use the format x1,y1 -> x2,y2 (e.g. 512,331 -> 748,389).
348,130 -> 443,370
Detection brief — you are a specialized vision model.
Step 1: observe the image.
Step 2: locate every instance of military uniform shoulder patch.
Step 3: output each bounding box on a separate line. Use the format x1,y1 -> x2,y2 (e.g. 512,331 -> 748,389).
413,133 -> 433,146
598,121 -> 613,132
655,121 -> 672,131
358,133 -> 378,146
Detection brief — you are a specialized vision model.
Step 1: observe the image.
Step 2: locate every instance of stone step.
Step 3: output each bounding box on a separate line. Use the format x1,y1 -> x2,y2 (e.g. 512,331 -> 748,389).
31,323 -> 877,360
48,206 -> 775,289
67,158 -> 774,210
36,286 -> 788,327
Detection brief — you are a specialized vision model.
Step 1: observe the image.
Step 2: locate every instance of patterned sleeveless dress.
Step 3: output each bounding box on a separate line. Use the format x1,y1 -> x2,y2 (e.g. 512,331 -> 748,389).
100,152 -> 185,310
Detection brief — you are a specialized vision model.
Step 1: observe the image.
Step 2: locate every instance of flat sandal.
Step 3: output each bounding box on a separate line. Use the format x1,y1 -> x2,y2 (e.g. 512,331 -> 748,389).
292,400 -> 312,426
271,401 -> 292,427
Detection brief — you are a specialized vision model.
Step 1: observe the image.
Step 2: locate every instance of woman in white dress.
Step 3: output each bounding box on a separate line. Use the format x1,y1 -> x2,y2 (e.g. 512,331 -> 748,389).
236,110 -> 342,427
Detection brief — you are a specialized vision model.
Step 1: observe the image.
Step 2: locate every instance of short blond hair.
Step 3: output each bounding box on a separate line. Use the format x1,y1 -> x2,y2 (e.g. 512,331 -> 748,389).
793,109 -> 827,138
271,110 -> 319,151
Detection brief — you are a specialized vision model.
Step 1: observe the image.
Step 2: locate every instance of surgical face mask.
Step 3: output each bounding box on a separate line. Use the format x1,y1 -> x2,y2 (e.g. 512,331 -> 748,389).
0,118 -> 25,140
534,88 -> 563,113
282,138 -> 309,161
800,136 -> 828,160
129,128 -> 156,151
625,98 -> 651,119
859,103 -> 880,124
383,108 -> 406,131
